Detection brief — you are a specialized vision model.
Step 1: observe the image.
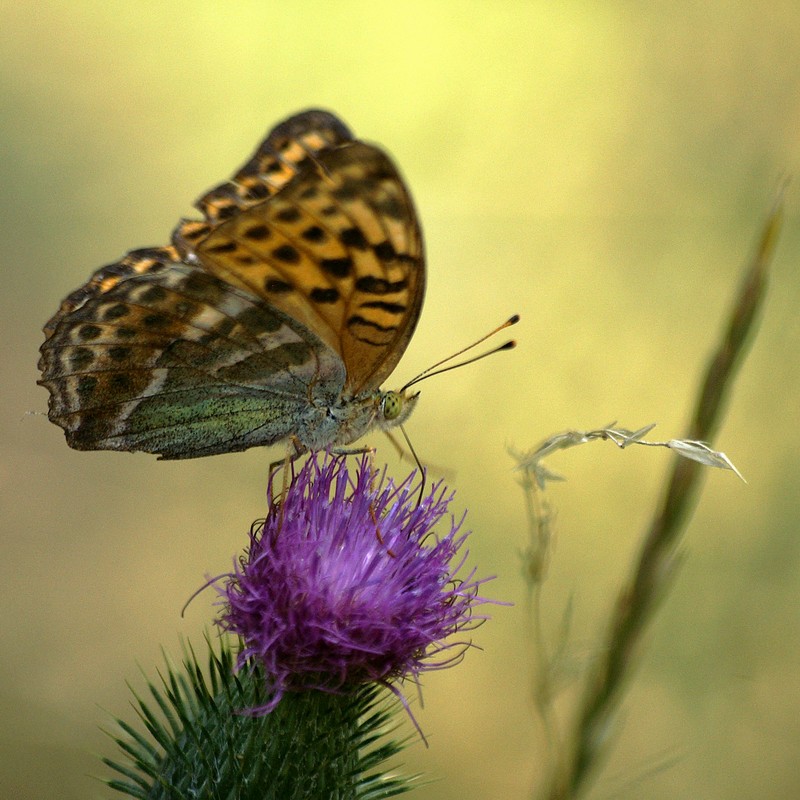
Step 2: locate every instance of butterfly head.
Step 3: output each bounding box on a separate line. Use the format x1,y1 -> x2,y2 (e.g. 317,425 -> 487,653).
377,389 -> 420,431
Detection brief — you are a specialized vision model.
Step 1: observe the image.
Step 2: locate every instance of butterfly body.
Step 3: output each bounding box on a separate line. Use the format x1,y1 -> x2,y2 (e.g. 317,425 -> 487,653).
38,111 -> 425,459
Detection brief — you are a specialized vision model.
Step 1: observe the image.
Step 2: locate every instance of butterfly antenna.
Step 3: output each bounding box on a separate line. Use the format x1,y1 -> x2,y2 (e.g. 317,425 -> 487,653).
402,314 -> 519,392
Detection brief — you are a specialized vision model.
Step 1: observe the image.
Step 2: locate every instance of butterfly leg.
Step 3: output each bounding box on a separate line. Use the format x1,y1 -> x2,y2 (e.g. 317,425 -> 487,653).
369,498 -> 397,558
267,437 -> 308,525
267,454 -> 288,506
382,429 -> 430,507
359,448 -> 398,557
331,445 -> 376,456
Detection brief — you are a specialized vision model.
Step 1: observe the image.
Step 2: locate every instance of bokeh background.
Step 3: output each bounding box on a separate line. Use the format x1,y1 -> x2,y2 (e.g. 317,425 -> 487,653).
3,3 -> 799,798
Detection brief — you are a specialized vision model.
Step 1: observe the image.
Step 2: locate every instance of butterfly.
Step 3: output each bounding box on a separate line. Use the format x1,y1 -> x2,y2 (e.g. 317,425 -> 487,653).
38,110 -> 425,459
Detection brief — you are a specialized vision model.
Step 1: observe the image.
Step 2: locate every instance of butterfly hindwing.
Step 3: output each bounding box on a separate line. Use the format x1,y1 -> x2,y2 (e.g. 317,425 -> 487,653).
39,260 -> 345,458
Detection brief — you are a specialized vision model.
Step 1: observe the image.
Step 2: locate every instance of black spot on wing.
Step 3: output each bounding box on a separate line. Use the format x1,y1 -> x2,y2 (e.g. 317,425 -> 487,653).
206,240 -> 238,254
301,226 -> 326,243
140,286 -> 168,303
142,313 -> 169,329
310,287 -> 339,304
236,305 -> 284,333
271,244 -> 301,264
110,373 -> 132,391
320,257 -> 353,278
103,303 -> 129,321
339,227 -> 369,249
108,346 -> 131,362
244,183 -> 270,201
332,180 -> 359,202
275,207 -> 301,223
70,348 -> 94,370
266,279 -> 294,293
243,224 -> 271,241
375,196 -> 405,220
77,375 -> 98,397
354,276 -> 407,295
79,324 -> 102,340
360,300 -> 406,314
346,314 -> 398,346
372,241 -> 396,261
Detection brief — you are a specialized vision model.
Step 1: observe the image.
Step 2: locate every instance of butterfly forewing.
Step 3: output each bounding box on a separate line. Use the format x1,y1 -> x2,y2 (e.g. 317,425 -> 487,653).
38,110 -> 424,458
173,110 -> 354,239
188,141 -> 423,395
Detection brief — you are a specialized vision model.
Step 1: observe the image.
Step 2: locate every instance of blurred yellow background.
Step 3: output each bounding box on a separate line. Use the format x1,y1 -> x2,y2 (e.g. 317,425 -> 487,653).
2,2 -> 799,798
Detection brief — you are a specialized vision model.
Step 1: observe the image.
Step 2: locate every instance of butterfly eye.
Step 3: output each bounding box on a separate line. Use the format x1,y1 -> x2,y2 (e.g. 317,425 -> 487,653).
381,391 -> 404,421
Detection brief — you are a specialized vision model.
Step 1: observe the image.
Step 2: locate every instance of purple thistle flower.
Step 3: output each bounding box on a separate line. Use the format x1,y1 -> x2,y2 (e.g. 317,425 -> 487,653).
218,453 -> 497,717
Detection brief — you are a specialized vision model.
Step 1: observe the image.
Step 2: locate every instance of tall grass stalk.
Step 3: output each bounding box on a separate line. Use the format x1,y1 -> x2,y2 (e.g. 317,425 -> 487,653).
524,189 -> 785,799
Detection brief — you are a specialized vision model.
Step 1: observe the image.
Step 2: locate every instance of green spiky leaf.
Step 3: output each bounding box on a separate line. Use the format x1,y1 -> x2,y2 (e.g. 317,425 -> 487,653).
102,635 -> 417,799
